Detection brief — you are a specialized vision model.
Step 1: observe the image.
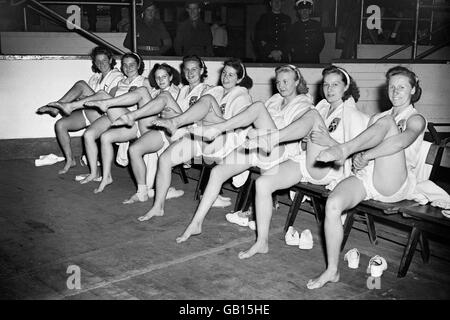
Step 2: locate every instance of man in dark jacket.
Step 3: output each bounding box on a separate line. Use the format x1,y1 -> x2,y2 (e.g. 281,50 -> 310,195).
174,1 -> 213,57
288,0 -> 325,63
254,0 -> 291,62
123,0 -> 172,56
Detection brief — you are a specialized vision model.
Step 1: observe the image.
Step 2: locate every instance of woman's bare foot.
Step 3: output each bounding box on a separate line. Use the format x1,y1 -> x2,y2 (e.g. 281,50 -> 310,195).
316,145 -> 348,166
189,126 -> 222,141
176,222 -> 202,243
238,241 -> 269,259
306,269 -> 340,290
47,101 -> 73,116
94,175 -> 113,193
122,192 -> 149,204
58,158 -> 76,174
246,128 -> 278,140
36,105 -> 60,117
79,173 -> 100,184
137,206 -> 164,222
112,113 -> 135,127
152,118 -> 177,136
84,99 -> 110,113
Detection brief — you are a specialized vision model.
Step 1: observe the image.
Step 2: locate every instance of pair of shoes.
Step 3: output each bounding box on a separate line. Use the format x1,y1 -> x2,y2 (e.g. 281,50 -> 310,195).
285,226 -> 313,249
74,173 -> 102,182
212,194 -> 232,208
344,248 -> 360,269
34,154 -> 65,167
225,210 -> 252,227
146,187 -> 185,199
367,255 -> 388,277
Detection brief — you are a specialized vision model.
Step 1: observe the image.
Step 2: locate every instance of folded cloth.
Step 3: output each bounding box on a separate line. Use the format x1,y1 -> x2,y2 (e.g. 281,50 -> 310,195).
407,179 -> 450,209
35,154 -> 65,166
232,170 -> 250,188
442,210 -> 450,218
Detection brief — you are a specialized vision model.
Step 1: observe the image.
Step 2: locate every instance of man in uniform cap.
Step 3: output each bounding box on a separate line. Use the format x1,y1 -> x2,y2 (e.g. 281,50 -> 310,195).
254,0 -> 291,62
123,0 -> 172,56
288,0 -> 324,63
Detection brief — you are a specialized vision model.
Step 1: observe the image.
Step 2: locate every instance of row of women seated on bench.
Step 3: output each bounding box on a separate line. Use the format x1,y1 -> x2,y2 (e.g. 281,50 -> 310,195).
37,46 -> 449,290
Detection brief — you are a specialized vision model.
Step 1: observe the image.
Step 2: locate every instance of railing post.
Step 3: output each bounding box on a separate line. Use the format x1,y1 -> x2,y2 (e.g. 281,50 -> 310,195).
23,6 -> 28,32
412,0 -> 420,59
359,0 -> 364,44
131,0 -> 137,53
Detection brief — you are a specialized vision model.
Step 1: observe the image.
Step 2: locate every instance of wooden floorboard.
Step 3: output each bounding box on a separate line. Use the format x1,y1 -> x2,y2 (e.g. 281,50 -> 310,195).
1,159 -> 450,300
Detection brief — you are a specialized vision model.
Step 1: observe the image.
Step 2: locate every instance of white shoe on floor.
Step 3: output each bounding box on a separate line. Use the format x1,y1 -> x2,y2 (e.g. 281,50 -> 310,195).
166,187 -> 184,199
299,229 -> 313,250
248,220 -> 256,231
285,226 -> 300,246
367,255 -> 387,277
74,173 -> 102,182
344,248 -> 360,269
225,210 -> 251,227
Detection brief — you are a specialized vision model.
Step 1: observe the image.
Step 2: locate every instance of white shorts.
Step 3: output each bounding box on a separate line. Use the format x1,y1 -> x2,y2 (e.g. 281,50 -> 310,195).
82,110 -> 91,126
295,152 -> 344,189
354,161 -> 417,203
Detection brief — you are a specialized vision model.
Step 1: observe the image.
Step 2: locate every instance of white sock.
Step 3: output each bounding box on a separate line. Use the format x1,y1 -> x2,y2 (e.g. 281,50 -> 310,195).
137,184 -> 147,194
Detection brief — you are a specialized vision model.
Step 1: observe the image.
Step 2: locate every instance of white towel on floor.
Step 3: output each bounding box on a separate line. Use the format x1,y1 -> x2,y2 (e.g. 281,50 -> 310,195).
34,154 -> 65,167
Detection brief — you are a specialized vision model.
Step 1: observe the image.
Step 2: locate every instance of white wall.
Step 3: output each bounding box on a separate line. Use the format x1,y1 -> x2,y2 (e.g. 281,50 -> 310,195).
1,56 -> 449,140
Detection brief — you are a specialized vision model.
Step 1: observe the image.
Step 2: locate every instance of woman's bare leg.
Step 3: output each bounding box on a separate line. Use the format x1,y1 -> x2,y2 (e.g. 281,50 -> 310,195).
124,130 -> 165,203
192,101 -> 276,140
138,137 -> 199,221
48,90 -> 112,115
238,160 -> 303,259
152,94 -> 219,135
81,115 -> 112,184
176,150 -> 253,243
54,111 -> 87,174
95,125 -> 138,193
37,80 -> 94,116
85,86 -> 151,113
307,176 -> 366,289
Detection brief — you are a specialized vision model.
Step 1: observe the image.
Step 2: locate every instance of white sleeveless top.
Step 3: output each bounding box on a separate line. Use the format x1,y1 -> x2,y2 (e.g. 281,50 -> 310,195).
115,75 -> 146,111
88,68 -> 124,93
374,105 -> 425,176
177,83 -> 210,112
205,85 -> 253,119
150,83 -> 180,100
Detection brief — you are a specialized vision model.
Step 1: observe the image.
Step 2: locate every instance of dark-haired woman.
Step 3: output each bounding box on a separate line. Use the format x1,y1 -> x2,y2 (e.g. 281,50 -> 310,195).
87,56 -> 210,202
234,66 -> 369,260
36,46 -> 124,174
137,58 -> 254,222
48,53 -> 148,184
307,66 -> 426,289
93,63 -> 181,194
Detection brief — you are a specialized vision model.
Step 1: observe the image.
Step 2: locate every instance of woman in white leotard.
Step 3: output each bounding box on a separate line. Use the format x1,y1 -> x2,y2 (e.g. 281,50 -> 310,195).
306,66 -> 426,290
36,46 -> 124,174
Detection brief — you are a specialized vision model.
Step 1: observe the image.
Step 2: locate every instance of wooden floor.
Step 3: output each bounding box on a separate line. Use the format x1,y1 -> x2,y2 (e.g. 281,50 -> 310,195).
1,158 -> 450,300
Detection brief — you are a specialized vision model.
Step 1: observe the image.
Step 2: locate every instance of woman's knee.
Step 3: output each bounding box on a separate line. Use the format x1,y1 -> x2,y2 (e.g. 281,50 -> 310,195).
100,132 -> 114,145
129,142 -> 143,158
209,166 -> 228,182
325,194 -> 346,218
54,119 -> 67,133
83,129 -> 96,143
255,176 -> 274,195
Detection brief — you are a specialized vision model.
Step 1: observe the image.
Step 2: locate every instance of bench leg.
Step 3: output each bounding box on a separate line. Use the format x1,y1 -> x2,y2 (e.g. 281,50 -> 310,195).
178,165 -> 189,184
398,226 -> 421,278
365,214 -> 378,245
234,176 -> 255,212
341,210 -> 355,252
284,189 -> 304,233
311,196 -> 325,224
419,232 -> 430,264
194,165 -> 210,200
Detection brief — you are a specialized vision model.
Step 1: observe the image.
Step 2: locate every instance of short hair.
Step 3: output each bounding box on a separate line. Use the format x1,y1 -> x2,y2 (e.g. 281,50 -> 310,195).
222,58 -> 253,89
149,63 -> 181,89
185,0 -> 202,9
275,64 -> 309,95
180,55 -> 208,85
386,66 -> 422,104
121,52 -> 145,75
90,46 -> 116,73
321,65 -> 360,102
